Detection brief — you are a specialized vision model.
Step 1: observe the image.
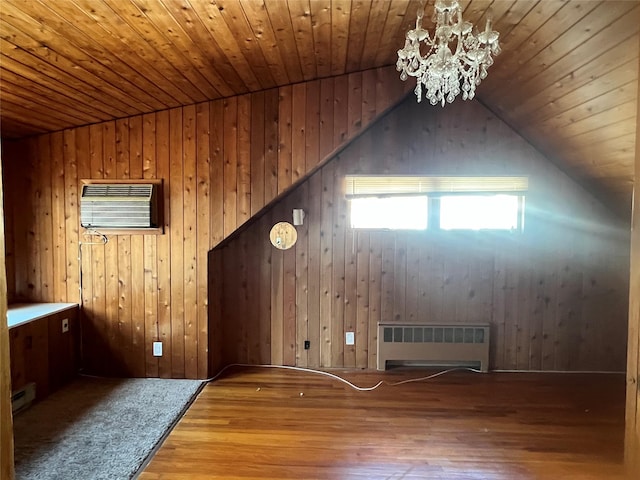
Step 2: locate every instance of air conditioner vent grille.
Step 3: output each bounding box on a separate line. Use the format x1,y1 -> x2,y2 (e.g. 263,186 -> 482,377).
82,184 -> 152,199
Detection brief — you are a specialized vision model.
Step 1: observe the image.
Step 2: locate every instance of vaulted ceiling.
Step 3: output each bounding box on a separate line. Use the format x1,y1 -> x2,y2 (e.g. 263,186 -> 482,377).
0,0 -> 638,215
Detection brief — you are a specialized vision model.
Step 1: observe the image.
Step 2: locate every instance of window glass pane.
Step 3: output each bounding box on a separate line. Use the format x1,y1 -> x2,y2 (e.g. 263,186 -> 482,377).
350,196 -> 428,230
440,194 -> 520,230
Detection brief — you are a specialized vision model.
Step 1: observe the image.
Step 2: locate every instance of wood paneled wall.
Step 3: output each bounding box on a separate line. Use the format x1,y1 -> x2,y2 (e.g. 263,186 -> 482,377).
625,48 -> 640,476
212,97 -> 630,372
0,152 -> 14,480
1,66 -> 409,379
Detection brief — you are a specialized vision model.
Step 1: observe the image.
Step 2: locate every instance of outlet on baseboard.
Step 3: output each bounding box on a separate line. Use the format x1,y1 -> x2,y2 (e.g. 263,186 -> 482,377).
345,331 -> 355,345
61,318 -> 69,333
153,341 -> 163,357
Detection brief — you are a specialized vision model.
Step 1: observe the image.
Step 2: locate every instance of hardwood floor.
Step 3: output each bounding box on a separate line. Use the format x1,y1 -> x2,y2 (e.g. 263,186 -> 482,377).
139,367 -> 627,479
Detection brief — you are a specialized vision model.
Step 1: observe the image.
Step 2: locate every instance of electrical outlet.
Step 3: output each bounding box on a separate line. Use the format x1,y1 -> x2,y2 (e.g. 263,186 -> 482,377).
304,340 -> 310,350
345,331 -> 355,345
62,318 -> 69,333
153,342 -> 163,357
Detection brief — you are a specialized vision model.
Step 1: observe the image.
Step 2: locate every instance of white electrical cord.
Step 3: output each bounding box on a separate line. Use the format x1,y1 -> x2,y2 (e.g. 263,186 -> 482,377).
77,229 -> 109,371
206,363 -> 483,392
78,229 -> 109,304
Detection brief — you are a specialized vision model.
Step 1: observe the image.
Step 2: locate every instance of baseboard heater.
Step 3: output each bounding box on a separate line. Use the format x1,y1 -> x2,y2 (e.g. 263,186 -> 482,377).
12,382 -> 36,414
377,323 -> 490,372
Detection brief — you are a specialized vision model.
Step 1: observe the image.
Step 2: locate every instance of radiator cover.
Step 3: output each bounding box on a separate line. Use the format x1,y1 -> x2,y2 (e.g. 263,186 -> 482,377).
12,382 -> 36,414
377,323 -> 490,372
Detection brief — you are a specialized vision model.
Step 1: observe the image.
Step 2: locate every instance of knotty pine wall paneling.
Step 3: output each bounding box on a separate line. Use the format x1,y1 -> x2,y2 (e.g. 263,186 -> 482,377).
0,147 -> 14,480
212,97 -> 630,372
2,66 -> 410,379
2,140 -> 17,305
625,46 -> 640,476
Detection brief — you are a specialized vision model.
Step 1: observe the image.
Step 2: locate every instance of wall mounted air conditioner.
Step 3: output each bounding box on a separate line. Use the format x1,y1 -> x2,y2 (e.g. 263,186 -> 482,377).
80,183 -> 159,229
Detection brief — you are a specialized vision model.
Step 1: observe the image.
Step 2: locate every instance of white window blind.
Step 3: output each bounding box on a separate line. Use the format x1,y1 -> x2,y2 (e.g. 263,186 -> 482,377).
344,175 -> 528,197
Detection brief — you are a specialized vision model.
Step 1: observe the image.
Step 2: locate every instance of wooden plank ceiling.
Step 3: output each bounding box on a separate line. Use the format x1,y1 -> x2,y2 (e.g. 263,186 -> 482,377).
0,0 -> 638,214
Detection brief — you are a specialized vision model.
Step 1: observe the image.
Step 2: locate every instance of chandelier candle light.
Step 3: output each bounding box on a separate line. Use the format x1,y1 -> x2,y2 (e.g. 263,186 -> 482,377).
397,0 -> 501,106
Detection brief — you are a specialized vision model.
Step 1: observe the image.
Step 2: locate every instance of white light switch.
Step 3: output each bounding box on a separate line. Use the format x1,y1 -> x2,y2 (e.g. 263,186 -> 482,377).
345,332 -> 355,345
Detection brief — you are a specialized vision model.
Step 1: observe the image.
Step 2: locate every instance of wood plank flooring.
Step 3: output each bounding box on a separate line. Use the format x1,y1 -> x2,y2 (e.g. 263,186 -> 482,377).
139,368 -> 627,479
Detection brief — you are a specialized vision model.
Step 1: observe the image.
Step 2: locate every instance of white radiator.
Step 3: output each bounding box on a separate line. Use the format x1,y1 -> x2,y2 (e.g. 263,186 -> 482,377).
377,323 -> 490,372
12,382 -> 36,414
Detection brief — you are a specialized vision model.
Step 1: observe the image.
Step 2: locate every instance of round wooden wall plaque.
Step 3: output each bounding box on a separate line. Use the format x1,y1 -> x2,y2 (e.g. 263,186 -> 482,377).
269,222 -> 297,250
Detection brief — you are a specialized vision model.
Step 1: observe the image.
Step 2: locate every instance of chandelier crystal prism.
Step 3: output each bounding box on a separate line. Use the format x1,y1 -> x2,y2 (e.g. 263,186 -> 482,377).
397,0 -> 501,106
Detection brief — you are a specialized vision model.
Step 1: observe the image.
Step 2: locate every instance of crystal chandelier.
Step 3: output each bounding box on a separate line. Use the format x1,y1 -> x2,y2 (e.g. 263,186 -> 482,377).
397,0 -> 501,106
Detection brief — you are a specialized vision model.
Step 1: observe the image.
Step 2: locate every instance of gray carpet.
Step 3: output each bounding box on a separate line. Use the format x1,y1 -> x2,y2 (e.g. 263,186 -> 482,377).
13,376 -> 204,480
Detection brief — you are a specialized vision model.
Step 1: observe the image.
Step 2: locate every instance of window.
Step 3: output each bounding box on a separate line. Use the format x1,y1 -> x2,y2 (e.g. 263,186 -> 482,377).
346,175 -> 527,231
350,196 -> 428,229
440,194 -> 523,230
